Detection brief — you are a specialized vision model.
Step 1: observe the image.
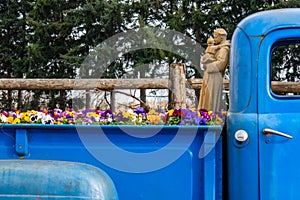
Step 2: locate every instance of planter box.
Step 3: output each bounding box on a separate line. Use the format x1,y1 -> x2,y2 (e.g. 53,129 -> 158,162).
0,125 -> 223,200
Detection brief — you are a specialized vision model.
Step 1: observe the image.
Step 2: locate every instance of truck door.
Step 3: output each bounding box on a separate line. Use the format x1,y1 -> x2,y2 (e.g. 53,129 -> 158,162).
258,28 -> 300,199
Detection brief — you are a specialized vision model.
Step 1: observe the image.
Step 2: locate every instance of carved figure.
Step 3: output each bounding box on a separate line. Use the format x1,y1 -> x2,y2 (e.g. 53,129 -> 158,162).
198,28 -> 230,111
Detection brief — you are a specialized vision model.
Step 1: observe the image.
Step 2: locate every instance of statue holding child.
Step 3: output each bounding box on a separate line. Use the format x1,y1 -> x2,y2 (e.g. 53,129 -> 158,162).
198,28 -> 230,111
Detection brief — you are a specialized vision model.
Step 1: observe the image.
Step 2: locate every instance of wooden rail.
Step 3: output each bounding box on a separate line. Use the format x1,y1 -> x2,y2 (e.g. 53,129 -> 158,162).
0,78 -> 229,90
0,79 -> 297,92
271,81 -> 300,93
0,78 -> 169,90
0,72 -> 298,110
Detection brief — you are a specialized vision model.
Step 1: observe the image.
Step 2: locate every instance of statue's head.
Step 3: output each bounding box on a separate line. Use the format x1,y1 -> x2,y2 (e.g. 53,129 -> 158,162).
207,37 -> 214,45
213,28 -> 227,44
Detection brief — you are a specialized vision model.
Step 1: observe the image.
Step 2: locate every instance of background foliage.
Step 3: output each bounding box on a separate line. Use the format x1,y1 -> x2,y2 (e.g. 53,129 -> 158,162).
0,0 -> 299,110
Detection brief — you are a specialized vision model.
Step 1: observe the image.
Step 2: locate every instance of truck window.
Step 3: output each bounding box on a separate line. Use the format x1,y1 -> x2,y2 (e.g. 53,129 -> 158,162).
271,40 -> 300,96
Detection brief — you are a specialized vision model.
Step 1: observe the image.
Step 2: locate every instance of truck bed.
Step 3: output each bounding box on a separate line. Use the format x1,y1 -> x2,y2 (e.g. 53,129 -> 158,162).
0,124 -> 223,200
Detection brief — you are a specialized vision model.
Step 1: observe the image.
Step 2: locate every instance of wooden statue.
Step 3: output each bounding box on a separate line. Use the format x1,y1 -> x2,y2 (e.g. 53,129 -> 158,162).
198,28 -> 230,111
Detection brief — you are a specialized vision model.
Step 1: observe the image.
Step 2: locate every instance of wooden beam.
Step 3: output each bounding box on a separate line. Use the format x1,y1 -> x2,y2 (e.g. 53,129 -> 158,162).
0,78 -> 229,90
0,78 -> 169,90
0,79 -> 298,93
187,79 -> 230,90
271,81 -> 300,93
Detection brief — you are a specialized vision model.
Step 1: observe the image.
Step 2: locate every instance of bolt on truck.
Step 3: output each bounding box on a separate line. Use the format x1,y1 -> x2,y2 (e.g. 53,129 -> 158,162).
1,8 -> 300,200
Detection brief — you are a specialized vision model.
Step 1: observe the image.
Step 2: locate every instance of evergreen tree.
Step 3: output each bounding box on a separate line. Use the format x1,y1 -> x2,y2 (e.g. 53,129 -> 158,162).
0,1 -> 33,110
0,0 -> 299,109
24,0 -> 82,109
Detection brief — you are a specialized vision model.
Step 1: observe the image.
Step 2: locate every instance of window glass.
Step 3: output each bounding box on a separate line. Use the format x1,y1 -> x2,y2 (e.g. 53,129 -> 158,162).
271,40 -> 300,95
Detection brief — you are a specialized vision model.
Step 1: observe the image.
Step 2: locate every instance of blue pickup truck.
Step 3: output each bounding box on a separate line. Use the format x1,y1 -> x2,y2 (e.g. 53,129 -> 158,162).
227,8 -> 300,200
0,8 -> 300,200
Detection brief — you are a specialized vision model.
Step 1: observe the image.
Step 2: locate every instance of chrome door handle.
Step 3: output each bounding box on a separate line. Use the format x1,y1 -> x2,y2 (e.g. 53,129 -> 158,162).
263,128 -> 293,139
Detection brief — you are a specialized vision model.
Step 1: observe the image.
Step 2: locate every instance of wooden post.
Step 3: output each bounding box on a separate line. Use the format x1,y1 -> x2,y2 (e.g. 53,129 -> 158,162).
110,90 -> 116,112
86,90 -> 90,109
169,63 -> 186,109
140,89 -> 146,108
140,70 -> 147,108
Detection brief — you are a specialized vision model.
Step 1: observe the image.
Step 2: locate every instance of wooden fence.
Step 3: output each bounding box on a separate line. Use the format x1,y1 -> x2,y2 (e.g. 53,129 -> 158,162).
0,63 -> 298,110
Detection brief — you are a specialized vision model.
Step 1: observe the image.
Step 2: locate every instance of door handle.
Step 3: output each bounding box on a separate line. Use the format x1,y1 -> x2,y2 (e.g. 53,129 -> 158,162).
263,128 -> 293,139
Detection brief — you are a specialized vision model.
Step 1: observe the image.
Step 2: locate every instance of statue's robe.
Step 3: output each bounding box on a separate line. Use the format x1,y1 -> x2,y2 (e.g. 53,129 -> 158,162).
198,41 -> 230,111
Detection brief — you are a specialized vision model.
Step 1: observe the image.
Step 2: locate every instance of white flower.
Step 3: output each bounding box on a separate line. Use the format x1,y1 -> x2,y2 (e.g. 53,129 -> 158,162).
42,115 -> 53,124
107,117 -> 113,123
0,114 -> 8,123
37,112 -> 45,121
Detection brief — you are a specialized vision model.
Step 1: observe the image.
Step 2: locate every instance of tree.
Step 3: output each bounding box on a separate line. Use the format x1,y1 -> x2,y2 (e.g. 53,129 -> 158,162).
0,1 -> 33,110
1,0 -> 299,110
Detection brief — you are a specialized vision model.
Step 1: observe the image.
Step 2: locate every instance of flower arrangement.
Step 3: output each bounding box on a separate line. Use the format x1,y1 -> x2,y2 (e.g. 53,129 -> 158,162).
0,108 -> 225,126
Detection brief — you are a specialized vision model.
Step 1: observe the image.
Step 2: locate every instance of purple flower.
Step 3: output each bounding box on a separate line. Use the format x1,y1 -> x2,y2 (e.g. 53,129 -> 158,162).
199,109 -> 211,121
82,109 -> 94,115
199,109 -> 208,115
48,110 -> 55,116
211,112 -> 216,120
115,113 -> 129,122
75,113 -> 85,118
102,109 -> 113,118
66,114 -> 73,120
135,107 -> 147,119
54,108 -> 62,114
199,118 -> 207,125
90,116 -> 96,122
195,116 -> 207,125
135,107 -> 145,114
184,109 -> 196,118
179,119 -> 192,125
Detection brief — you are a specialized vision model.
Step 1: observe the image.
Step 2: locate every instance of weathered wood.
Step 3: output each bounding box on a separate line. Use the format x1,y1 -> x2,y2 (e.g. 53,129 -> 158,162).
169,63 -> 187,109
0,78 -> 169,90
271,81 -> 300,93
0,79 -> 298,93
110,91 -> 116,112
187,79 -> 230,90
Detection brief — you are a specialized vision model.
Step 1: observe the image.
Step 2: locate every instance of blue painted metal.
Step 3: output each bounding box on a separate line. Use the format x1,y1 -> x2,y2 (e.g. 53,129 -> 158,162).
15,129 -> 28,156
227,8 -> 300,200
0,160 -> 118,199
203,130 -> 222,200
0,125 -> 223,200
257,26 -> 300,200
237,8 -> 300,37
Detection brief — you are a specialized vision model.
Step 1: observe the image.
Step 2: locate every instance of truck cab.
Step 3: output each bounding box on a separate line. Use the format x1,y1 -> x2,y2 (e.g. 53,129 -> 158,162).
228,8 -> 300,200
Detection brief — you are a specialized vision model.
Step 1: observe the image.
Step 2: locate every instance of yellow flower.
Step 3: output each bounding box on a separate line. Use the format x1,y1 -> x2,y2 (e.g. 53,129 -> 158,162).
54,119 -> 63,124
8,116 -> 14,124
66,110 -> 75,117
215,116 -> 223,125
87,112 -> 97,117
138,114 -> 143,122
13,118 -> 20,124
168,109 -> 174,116
148,109 -> 158,115
20,112 -> 31,123
29,110 -> 38,115
122,111 -> 135,119
24,116 -> 30,123
147,115 -> 161,124
55,117 -> 64,124
122,111 -> 130,118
